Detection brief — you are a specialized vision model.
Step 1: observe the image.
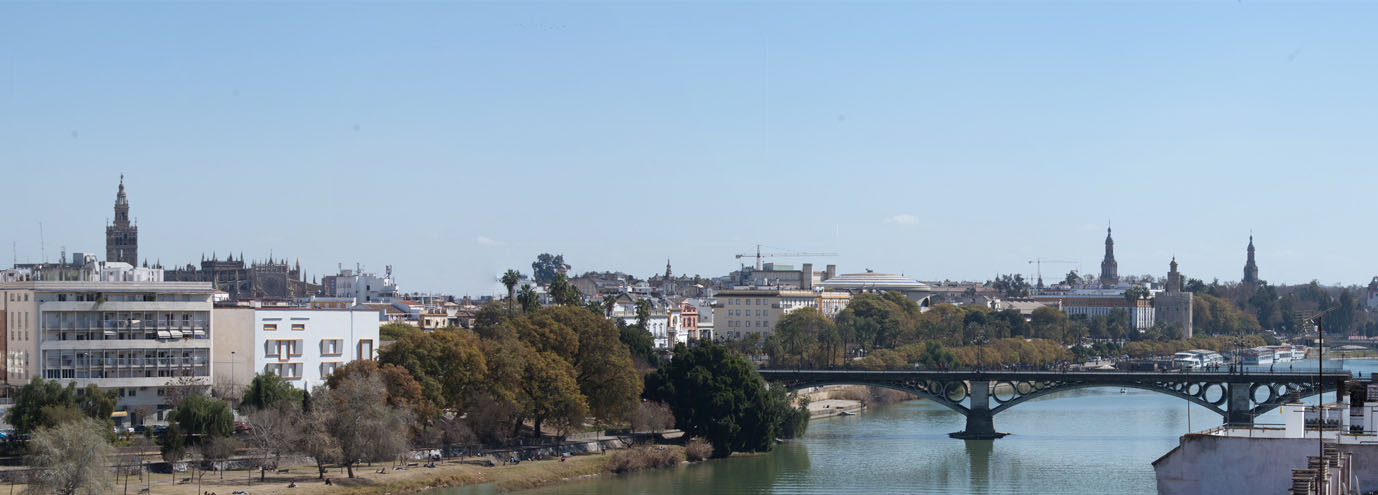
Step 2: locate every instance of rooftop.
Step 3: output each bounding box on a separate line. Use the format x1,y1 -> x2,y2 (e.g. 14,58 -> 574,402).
818,272 -> 930,291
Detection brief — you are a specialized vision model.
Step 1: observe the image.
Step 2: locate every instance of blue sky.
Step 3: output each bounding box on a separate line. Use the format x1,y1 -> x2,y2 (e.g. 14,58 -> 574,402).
3,2 -> 1376,295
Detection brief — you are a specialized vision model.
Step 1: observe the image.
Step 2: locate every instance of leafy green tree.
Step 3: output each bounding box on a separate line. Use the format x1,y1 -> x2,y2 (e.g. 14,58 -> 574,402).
240,373 -> 304,411
6,379 -> 117,435
531,253 -> 569,284
770,386 -> 809,439
549,272 -> 582,306
77,384 -> 116,423
644,343 -> 780,458
378,328 -> 488,416
519,350 -> 588,438
517,284 -> 539,313
169,394 -> 234,441
602,295 -> 618,317
1064,271 -> 1080,287
160,423 -> 186,463
542,306 -> 643,425
634,299 -> 652,331
766,307 -> 833,368
317,373 -> 412,478
380,322 -> 419,340
618,320 -> 655,365
991,274 -> 1031,298
501,269 -> 522,312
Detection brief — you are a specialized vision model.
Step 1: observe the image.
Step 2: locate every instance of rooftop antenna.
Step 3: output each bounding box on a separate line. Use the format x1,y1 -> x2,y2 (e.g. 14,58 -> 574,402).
11,241 -> 16,267
39,222 -> 45,263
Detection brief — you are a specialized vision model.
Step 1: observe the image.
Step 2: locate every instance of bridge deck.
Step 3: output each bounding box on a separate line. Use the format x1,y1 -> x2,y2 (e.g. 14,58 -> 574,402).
759,369 -> 1353,383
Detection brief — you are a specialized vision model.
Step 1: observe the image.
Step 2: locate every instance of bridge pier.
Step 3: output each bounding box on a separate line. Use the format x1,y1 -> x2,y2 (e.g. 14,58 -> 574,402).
949,380 -> 1008,440
1225,382 -> 1254,426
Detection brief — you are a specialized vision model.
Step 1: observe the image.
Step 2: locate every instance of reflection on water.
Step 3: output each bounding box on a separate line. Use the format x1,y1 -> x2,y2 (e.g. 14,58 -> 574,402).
436,359 -> 1378,495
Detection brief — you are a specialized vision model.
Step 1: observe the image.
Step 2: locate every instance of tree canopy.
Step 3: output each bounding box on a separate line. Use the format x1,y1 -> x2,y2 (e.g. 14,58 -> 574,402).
644,343 -> 791,458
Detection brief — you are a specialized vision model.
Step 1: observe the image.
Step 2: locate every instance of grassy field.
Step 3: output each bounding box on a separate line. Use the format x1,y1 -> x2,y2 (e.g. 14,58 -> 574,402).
9,453 -> 618,495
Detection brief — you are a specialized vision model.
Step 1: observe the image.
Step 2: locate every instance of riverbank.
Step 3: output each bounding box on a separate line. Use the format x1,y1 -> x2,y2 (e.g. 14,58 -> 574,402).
808,399 -> 864,418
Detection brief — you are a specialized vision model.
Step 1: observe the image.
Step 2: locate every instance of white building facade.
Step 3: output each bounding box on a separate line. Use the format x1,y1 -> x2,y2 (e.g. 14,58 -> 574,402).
216,307 -> 379,391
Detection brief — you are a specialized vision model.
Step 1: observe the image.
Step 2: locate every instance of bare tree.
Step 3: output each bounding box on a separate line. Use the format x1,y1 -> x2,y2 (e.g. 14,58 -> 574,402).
298,399 -> 339,480
317,373 -> 413,478
243,401 -> 302,480
200,436 -> 237,480
629,401 -> 675,437
161,375 -> 206,409
25,417 -> 113,495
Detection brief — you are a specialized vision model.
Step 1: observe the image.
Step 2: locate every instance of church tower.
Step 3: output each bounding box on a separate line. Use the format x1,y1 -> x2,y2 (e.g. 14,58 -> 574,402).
1166,257 -> 1181,294
1099,227 -> 1119,287
1243,235 -> 1259,285
105,175 -> 138,265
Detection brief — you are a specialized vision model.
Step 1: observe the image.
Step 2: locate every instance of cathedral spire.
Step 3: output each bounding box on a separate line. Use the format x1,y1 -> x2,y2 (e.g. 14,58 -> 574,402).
106,176 -> 138,265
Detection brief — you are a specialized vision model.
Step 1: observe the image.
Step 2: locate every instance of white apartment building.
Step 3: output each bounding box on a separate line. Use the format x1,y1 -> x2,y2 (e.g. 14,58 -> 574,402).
213,307 -> 379,392
0,278 -> 216,426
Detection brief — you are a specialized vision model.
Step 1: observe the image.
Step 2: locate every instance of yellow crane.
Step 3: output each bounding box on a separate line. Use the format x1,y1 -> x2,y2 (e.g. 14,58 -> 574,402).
735,245 -> 838,270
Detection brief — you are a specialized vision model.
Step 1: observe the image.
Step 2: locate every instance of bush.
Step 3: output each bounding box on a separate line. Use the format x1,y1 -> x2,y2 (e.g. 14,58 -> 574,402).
606,446 -> 684,473
684,438 -> 712,462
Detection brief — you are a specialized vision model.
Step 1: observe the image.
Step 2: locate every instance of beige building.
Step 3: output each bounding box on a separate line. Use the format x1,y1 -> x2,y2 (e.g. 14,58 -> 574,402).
713,289 -> 852,341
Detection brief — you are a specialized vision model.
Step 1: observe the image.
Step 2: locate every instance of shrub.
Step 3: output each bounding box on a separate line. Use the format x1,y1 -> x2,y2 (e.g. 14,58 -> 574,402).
684,437 -> 712,462
606,446 -> 684,473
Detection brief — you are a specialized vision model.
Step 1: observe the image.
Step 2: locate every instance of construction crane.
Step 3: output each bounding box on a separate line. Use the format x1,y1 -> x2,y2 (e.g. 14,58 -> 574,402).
735,245 -> 838,270
1028,258 -> 1080,288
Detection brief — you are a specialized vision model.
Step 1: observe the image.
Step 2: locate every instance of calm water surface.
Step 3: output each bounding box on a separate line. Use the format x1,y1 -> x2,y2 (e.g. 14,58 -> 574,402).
439,359 -> 1376,495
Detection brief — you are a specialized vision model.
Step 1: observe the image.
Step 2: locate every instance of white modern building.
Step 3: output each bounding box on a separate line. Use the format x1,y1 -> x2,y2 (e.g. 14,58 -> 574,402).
1,276 -> 217,426
213,306 -> 379,392
324,267 -> 399,303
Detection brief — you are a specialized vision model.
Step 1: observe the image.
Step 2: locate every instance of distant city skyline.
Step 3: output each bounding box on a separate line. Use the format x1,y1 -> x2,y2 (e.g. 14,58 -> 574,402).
4,2 -> 1376,294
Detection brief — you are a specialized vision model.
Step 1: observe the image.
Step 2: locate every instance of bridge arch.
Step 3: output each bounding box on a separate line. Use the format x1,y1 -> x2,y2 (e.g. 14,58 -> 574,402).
988,381 -> 1227,417
780,380 -> 971,416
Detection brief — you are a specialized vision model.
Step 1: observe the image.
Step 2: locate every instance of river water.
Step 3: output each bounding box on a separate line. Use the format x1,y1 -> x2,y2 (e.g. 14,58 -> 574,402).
439,358 -> 1377,495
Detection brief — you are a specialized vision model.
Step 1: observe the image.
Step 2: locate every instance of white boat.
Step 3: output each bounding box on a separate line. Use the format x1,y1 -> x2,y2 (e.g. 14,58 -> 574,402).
1241,347 -> 1274,366
1172,350 -> 1225,370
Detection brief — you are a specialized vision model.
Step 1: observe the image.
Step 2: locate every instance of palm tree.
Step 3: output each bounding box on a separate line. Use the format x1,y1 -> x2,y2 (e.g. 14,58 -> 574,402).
635,299 -> 652,330
501,269 -> 521,313
602,295 -> 618,318
517,284 -> 538,313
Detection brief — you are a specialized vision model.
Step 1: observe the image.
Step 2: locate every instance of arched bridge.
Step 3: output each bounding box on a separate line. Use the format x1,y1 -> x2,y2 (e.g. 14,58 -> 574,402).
759,369 -> 1352,440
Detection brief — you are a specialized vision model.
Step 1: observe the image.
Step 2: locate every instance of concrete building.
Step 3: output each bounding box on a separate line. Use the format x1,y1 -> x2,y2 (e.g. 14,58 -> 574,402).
1031,288 -> 1157,330
712,289 -> 852,341
817,271 -> 932,308
213,306 -> 379,392
1155,258 -> 1195,338
1,274 -> 216,427
322,266 -> 399,303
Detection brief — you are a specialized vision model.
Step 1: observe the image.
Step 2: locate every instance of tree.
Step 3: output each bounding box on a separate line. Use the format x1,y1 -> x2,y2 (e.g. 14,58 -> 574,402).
618,320 -> 655,366
629,401 -> 675,436
169,394 -> 234,442
199,436 -> 237,480
25,418 -> 113,495
243,401 -> 302,480
519,350 -> 588,438
377,329 -> 487,418
549,272 -> 582,306
160,423 -> 186,463
298,399 -> 339,480
644,343 -> 780,458
1064,271 -> 1079,287
531,253 -> 569,284
326,360 -> 431,419
542,306 -> 643,425
991,274 -> 1031,298
766,307 -> 833,368
380,322 -> 419,341
501,269 -> 522,312
240,373 -> 303,411
517,284 -> 539,313
602,295 -> 618,317
160,375 -> 205,409
635,299 -> 652,331
317,372 -> 413,478
76,384 -> 116,423
6,378 -> 76,435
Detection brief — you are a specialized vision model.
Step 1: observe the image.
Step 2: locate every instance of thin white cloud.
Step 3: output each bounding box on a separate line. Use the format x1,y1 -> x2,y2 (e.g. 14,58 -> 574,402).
476,235 -> 504,246
883,213 -> 918,225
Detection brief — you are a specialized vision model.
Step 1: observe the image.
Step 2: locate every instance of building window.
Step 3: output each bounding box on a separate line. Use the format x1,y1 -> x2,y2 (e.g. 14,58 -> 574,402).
320,362 -> 340,377
321,339 -> 343,356
291,323 -> 305,331
358,339 -> 374,360
263,324 -> 277,332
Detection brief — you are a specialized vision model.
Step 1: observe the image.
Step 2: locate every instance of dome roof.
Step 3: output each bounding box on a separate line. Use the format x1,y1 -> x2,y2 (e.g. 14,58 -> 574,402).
819,272 -> 930,291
